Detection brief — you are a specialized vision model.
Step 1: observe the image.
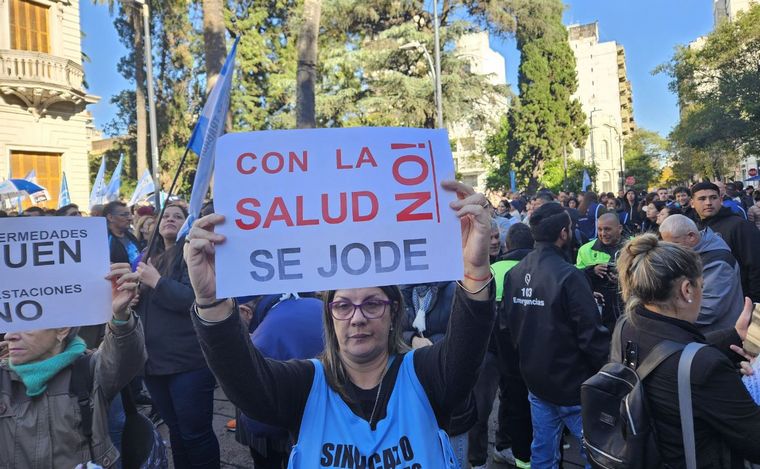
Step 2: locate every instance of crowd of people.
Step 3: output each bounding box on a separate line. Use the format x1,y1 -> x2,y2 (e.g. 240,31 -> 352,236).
1,177 -> 759,469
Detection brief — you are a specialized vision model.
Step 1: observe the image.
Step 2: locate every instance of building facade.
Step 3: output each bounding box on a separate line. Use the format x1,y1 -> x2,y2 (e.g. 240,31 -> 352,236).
0,0 -> 98,210
568,22 -> 634,193
448,32 -> 509,194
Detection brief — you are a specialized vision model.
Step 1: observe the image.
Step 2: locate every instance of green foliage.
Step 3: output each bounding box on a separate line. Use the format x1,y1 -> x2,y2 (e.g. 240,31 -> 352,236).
485,0 -> 588,193
659,4 -> 760,176
622,129 -> 665,191
539,156 -> 597,193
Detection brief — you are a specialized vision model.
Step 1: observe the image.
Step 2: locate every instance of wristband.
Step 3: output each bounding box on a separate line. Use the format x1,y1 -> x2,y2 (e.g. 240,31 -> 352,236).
196,298 -> 228,309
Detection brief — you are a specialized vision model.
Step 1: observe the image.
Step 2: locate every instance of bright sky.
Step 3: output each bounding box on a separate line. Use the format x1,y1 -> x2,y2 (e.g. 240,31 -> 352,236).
81,0 -> 715,138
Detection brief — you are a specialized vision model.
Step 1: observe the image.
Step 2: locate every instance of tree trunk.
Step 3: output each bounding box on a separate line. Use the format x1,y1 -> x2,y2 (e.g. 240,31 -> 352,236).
296,0 -> 321,129
132,9 -> 148,179
202,0 -> 227,94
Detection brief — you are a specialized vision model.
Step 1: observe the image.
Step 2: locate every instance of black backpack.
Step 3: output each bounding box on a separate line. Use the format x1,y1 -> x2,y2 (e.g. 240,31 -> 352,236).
581,318 -> 705,469
70,354 -> 168,469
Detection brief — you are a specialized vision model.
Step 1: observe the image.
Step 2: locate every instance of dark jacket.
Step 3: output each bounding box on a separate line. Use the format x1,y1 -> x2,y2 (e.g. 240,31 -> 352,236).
693,229 -> 744,333
696,206 -> 760,302
136,246 -> 205,375
503,242 -> 610,406
618,308 -> 760,469
400,281 -> 457,345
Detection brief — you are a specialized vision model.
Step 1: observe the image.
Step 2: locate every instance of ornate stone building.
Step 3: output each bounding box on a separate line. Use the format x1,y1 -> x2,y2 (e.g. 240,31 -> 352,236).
0,0 -> 98,209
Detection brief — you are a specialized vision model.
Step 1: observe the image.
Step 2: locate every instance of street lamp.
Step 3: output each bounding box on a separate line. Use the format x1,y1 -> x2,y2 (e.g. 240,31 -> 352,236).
600,123 -> 625,192
130,0 -> 160,209
400,41 -> 442,128
588,108 -> 602,169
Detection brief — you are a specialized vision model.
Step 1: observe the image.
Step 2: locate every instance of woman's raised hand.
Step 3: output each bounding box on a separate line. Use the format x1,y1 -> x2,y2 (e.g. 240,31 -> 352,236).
106,263 -> 139,320
183,214 -> 226,304
441,180 -> 492,296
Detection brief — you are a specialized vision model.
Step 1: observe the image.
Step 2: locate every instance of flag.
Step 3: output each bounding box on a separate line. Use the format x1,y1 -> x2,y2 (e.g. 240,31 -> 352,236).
582,169 -> 592,192
509,170 -> 516,193
178,36 -> 239,238
58,172 -> 71,208
128,169 -> 155,206
90,157 -> 107,208
104,155 -> 124,202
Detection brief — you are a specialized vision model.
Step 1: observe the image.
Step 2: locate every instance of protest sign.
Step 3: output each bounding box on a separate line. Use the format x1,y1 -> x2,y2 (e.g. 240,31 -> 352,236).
0,217 -> 111,333
214,127 -> 463,297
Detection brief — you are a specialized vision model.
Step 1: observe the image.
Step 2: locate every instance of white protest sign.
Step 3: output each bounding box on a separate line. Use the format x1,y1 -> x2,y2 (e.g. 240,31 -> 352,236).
214,127 -> 463,297
0,217 -> 112,333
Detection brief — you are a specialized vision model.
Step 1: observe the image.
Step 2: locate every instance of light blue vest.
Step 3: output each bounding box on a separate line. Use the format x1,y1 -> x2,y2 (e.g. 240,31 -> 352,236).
288,351 -> 459,469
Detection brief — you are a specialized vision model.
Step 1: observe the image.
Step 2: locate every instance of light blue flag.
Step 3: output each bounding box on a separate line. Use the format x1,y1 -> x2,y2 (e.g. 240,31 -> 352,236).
128,169 -> 155,206
104,155 -> 124,202
179,36 -> 240,238
58,172 -> 71,208
90,157 -> 107,208
509,170 -> 516,192
582,169 -> 592,192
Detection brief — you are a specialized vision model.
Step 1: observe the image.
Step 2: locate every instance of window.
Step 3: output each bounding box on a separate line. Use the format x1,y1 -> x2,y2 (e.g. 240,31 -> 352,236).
10,0 -> 50,53
10,151 -> 61,208
602,140 -> 610,160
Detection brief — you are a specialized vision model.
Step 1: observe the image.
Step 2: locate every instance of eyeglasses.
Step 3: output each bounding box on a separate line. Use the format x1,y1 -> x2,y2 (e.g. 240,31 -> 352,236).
329,299 -> 392,321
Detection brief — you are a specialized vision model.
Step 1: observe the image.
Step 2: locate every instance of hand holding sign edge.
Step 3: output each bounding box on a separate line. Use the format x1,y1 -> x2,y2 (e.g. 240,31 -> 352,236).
442,180 -> 491,298
106,263 -> 139,321
183,214 -> 231,318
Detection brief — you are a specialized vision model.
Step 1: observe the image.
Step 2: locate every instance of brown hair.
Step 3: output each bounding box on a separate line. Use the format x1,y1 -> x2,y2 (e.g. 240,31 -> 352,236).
617,234 -> 702,316
320,285 -> 409,399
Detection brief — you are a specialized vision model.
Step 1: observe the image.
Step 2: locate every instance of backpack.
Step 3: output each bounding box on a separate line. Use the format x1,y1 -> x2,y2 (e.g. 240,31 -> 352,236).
70,354 -> 168,469
580,318 -> 706,469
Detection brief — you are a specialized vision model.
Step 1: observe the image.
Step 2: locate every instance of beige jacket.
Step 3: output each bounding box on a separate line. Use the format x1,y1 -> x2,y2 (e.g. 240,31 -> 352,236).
0,315 -> 146,469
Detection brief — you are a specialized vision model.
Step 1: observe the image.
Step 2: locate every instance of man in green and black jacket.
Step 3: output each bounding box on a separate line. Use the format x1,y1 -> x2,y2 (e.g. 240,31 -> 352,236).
576,212 -> 625,331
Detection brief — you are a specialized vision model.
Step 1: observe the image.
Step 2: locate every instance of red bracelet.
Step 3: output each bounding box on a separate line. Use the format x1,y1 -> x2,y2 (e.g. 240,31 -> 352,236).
464,272 -> 491,282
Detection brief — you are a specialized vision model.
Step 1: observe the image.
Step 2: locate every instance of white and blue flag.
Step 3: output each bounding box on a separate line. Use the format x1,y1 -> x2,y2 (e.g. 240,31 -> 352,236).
58,172 -> 71,208
90,157 -> 107,208
582,169 -> 592,192
128,169 -> 156,206
104,154 -> 124,202
178,36 -> 240,238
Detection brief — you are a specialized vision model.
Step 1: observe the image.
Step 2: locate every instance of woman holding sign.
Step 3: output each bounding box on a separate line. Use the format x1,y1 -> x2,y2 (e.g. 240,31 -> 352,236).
0,263 -> 146,469
185,180 -> 494,468
134,203 -> 220,469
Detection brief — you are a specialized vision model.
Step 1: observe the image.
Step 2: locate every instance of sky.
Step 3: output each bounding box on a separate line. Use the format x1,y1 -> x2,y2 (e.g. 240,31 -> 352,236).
80,0 -> 716,138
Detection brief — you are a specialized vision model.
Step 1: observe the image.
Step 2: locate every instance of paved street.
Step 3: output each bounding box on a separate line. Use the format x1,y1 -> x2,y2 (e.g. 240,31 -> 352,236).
156,386 -> 585,468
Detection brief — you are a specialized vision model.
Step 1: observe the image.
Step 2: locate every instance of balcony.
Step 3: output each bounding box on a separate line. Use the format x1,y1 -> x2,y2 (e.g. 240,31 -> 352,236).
0,49 -> 96,119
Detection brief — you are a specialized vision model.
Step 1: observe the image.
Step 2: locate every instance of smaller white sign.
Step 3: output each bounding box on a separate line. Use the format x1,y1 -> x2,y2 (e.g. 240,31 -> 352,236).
0,217 -> 112,333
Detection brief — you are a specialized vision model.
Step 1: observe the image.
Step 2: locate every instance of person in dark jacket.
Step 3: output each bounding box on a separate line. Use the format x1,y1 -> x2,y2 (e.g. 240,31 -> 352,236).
576,192 -> 605,242
135,203 -> 220,469
104,201 -> 141,268
660,216 -> 744,333
503,203 -> 610,468
616,234 -> 760,468
620,189 -> 643,234
691,181 -> 760,302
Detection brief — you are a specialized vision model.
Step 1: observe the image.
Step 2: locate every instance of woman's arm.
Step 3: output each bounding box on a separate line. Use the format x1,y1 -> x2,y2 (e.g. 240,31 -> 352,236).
413,285 -> 495,419
97,264 -> 148,401
412,181 -> 495,419
183,214 -> 314,431
192,303 -> 314,431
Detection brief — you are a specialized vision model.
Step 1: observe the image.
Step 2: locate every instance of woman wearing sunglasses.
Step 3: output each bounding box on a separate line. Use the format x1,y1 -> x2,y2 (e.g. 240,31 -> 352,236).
184,180 -> 493,468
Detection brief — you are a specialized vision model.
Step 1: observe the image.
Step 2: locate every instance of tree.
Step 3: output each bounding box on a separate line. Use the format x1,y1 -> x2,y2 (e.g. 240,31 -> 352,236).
202,0 -> 227,94
485,0 -> 588,193
539,156 -> 597,193
659,4 -> 760,170
296,0 -> 321,128
623,129 -> 665,191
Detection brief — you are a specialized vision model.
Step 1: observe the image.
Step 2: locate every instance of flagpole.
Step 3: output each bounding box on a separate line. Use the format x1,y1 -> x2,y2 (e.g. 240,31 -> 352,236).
142,145 -> 193,264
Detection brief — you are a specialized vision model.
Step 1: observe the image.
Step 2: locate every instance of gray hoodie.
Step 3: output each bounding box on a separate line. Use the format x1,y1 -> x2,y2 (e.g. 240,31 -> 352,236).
694,228 -> 744,332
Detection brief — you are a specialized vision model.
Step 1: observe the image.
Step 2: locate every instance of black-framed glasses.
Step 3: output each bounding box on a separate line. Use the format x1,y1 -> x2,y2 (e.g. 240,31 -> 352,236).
329,299 -> 392,321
